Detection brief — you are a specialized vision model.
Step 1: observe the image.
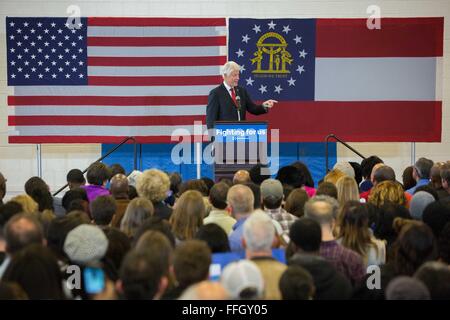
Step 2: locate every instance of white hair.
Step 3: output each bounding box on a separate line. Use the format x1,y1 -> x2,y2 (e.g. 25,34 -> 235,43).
243,212 -> 274,252
227,184 -> 254,215
222,61 -> 240,76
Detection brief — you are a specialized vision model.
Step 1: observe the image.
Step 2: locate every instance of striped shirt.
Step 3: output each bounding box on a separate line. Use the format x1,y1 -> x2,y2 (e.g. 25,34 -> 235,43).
264,207 -> 298,234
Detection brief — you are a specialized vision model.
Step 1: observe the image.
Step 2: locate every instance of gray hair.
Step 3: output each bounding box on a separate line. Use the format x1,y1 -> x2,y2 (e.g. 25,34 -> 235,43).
414,157 -> 434,179
243,212 -> 274,252
222,61 -> 240,76
304,195 -> 339,225
227,184 -> 254,216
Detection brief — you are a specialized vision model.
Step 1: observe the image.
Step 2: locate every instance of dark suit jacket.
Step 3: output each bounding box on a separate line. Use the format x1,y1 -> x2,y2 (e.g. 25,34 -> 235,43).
153,201 -> 172,221
206,83 -> 268,129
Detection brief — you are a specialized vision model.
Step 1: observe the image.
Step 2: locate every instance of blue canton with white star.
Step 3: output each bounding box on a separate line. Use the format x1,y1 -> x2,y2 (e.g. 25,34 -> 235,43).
6,17 -> 88,86
229,19 -> 315,101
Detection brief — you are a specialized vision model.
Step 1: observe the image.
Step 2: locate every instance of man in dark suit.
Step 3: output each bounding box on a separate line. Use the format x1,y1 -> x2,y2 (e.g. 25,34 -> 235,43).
206,61 -> 277,130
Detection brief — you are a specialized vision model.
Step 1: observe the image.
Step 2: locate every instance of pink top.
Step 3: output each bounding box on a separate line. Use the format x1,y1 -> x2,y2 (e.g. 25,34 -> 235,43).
304,186 -> 316,198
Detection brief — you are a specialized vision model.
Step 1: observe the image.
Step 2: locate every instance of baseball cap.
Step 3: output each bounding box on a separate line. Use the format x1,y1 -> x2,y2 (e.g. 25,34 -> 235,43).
260,179 -> 283,200
63,224 -> 109,266
220,260 -> 264,300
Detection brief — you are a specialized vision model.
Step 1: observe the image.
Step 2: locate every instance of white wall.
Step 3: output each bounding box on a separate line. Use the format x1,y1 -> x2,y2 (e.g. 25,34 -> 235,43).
1,0 -> 449,197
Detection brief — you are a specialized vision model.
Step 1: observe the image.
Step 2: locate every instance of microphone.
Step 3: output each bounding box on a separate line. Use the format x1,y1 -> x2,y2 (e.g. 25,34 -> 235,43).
234,87 -> 241,121
234,87 -> 241,110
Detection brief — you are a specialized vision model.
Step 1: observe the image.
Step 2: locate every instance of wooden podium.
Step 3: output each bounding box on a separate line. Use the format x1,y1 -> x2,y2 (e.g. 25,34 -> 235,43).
213,121 -> 268,181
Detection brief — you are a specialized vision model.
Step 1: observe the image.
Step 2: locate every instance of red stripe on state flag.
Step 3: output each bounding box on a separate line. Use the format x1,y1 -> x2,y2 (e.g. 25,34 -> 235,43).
88,17 -> 226,27
88,56 -> 227,67
88,75 -> 223,86
9,115 -> 205,126
247,101 -> 442,142
87,36 -> 227,47
8,95 -> 208,106
316,18 -> 444,57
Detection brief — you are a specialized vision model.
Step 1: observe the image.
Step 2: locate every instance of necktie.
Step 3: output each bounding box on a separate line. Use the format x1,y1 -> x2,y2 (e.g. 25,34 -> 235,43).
230,88 -> 237,106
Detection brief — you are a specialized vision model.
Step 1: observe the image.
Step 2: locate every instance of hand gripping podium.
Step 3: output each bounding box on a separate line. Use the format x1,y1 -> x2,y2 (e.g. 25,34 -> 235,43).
213,121 -> 268,181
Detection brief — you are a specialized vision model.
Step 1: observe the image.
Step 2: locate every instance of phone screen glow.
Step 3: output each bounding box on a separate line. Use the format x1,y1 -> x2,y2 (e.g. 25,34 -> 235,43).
83,267 -> 105,294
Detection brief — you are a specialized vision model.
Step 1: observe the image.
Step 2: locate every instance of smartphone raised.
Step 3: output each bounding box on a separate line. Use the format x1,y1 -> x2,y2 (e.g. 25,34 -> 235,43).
83,267 -> 105,295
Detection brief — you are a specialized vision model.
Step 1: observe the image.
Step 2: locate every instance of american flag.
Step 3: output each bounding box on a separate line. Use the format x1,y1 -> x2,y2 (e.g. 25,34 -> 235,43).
7,17 -> 227,143
229,18 -> 443,142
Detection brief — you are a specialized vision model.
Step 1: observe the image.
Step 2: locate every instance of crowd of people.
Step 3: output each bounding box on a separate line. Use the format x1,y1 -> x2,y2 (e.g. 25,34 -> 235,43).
0,156 -> 449,300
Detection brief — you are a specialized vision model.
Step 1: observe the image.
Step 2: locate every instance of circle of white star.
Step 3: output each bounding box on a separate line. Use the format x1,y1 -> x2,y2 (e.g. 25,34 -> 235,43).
282,25 -> 291,34
258,85 -> 267,94
274,85 -> 283,94
236,49 -> 244,58
252,25 -> 261,33
267,21 -> 276,30
299,49 -> 308,59
296,65 -> 305,74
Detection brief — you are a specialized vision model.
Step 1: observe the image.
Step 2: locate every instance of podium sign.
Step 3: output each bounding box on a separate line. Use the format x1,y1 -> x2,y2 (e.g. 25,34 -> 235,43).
213,121 -> 268,180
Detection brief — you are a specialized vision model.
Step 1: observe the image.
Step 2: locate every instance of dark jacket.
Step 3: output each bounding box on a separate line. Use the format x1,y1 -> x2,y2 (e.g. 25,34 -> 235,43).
206,83 -> 268,129
153,201 -> 172,221
289,253 -> 353,300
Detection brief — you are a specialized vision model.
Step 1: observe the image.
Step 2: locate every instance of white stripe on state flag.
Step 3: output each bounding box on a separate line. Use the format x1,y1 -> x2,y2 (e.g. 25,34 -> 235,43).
9,105 -> 206,116
435,57 -> 443,101
14,85 -> 215,96
87,65 -> 221,76
9,125 -> 207,136
315,57 -> 440,101
87,46 -> 228,57
87,26 -> 227,37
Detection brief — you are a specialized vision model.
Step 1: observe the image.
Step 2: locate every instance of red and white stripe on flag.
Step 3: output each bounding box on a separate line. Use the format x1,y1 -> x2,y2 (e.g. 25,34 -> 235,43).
247,18 -> 443,142
8,18 -> 227,143
8,17 -> 443,143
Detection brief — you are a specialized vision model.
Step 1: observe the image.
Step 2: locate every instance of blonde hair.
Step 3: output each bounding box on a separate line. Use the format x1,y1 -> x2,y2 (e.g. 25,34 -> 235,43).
368,180 -> 407,207
336,176 -> 360,208
10,194 -> 38,214
120,197 -> 154,238
170,190 -> 205,241
324,169 -> 346,186
136,169 -> 170,202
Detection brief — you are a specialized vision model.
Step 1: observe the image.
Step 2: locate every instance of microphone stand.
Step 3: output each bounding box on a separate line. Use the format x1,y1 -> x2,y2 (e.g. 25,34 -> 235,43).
235,88 -> 241,121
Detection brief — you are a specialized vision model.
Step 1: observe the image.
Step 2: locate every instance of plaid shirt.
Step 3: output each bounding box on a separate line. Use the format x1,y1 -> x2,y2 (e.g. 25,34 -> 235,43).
265,207 -> 298,234
320,240 -> 366,285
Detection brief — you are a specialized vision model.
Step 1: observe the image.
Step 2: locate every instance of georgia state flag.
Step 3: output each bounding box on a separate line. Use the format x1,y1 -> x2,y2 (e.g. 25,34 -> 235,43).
228,18 -> 442,143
